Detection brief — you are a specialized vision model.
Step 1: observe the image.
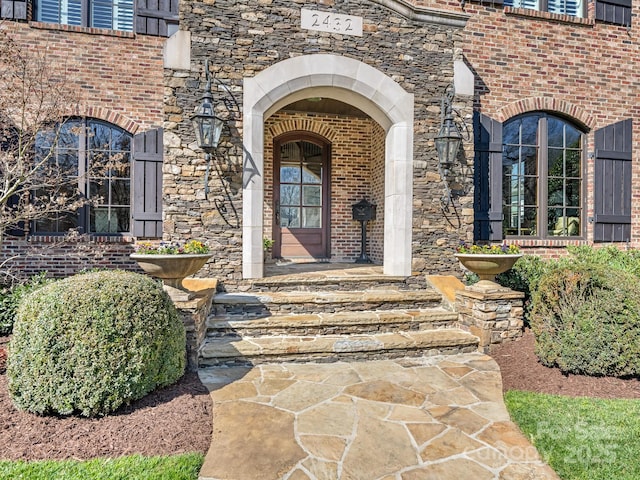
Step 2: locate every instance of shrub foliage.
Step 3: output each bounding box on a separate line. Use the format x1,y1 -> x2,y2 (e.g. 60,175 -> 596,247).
7,270 -> 185,417
531,263 -> 640,377
0,273 -> 52,336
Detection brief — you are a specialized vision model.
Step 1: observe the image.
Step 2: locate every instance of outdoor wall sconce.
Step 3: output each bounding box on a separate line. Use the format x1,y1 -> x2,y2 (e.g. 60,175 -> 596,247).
435,85 -> 463,179
191,59 -> 224,198
434,85 -> 468,206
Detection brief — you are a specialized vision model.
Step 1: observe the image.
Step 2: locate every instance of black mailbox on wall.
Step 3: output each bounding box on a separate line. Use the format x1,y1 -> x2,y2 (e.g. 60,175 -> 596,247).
352,199 -> 376,222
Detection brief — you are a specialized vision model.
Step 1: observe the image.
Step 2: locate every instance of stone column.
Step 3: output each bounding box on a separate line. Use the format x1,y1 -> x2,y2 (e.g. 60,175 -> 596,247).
455,283 -> 525,353
174,279 -> 216,371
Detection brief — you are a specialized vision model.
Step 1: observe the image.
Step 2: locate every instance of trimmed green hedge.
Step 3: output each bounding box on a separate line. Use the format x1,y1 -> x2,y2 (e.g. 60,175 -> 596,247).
8,270 -> 185,417
531,263 -> 640,377
0,273 -> 52,336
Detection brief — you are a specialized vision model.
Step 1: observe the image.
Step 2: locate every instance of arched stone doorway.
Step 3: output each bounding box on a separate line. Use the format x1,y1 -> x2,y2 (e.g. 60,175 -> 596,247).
242,54 -> 414,278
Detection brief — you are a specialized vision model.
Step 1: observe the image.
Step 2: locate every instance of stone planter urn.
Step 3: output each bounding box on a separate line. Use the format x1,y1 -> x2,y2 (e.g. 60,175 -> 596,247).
130,253 -> 213,302
455,253 -> 522,287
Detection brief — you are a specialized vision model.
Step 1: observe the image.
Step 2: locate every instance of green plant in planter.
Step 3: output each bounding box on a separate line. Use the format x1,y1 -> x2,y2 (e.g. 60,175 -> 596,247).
263,237 -> 274,250
456,242 -> 521,255
7,270 -> 185,417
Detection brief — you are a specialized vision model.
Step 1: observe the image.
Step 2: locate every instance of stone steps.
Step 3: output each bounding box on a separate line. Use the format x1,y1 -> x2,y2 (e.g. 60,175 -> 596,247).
206,308 -> 459,336
198,329 -> 479,366
211,289 -> 443,316
198,270 -> 480,367
250,274 -> 426,292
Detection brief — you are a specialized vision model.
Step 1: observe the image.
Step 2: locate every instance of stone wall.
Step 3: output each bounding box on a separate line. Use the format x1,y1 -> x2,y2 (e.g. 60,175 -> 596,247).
165,0 -> 474,287
455,284 -> 525,352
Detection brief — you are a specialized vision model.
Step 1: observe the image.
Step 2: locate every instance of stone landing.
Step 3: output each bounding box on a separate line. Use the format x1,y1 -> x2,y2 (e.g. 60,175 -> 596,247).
198,353 -> 559,480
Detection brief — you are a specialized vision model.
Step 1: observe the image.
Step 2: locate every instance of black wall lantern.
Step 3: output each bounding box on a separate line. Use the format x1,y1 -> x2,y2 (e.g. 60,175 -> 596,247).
191,60 -> 224,198
434,84 -> 463,177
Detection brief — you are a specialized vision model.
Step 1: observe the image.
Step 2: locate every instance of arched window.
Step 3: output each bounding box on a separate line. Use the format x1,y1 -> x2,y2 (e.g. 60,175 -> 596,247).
34,118 -> 132,234
502,113 -> 584,239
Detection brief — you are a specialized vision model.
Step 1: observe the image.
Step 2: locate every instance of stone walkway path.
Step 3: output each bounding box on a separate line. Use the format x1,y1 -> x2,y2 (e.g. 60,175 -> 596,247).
198,353 -> 559,480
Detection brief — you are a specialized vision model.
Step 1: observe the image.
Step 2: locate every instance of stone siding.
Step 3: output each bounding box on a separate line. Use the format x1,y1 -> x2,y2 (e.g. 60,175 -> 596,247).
455,285 -> 525,352
165,0 -> 474,287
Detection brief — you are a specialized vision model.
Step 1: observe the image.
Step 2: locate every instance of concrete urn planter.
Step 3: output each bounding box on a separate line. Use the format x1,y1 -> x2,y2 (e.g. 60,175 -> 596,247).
130,253 -> 213,302
455,253 -> 522,285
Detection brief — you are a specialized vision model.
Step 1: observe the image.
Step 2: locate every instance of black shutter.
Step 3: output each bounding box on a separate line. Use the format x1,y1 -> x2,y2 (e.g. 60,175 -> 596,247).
0,0 -> 28,20
474,112 -> 503,242
595,0 -> 631,26
594,119 -> 632,243
135,0 -> 179,37
132,128 -> 163,238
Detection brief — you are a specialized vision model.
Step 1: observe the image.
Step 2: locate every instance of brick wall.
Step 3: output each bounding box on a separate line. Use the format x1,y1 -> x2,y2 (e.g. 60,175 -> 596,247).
1,235 -> 142,281
264,111 -> 381,262
459,2 -> 640,255
1,22 -> 165,132
0,20 -> 165,279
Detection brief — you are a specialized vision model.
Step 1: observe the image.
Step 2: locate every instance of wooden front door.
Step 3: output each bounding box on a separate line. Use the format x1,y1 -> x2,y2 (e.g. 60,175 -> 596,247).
274,134 -> 330,259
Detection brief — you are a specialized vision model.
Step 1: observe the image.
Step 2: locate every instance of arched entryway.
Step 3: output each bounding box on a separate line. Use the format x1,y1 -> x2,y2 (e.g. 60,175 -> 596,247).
242,54 -> 414,278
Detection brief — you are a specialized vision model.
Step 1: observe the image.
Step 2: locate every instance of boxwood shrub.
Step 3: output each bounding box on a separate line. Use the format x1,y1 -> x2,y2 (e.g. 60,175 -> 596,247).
0,273 -> 52,336
7,270 -> 185,417
531,264 -> 640,377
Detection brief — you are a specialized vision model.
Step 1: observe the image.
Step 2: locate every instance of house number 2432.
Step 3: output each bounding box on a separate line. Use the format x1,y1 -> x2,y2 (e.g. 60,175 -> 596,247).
301,9 -> 363,37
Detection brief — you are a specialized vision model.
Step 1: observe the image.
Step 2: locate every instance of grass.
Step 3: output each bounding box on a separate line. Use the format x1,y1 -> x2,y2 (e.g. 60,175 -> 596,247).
505,390 -> 640,480
0,453 -> 204,480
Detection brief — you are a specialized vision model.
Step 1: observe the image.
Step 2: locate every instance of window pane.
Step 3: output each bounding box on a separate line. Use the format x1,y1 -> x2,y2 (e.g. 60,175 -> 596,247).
521,116 -> 540,145
302,185 -> 321,206
548,212 -> 580,237
302,207 -> 322,228
91,206 -> 129,233
280,185 -> 300,206
302,164 -> 322,184
111,180 -> 130,205
503,121 -> 521,146
89,122 -> 112,150
522,147 -> 538,176
548,148 -> 563,176
281,166 -> 301,183
566,179 -> 581,206
547,117 -> 565,148
280,207 -> 300,228
547,178 -> 564,207
90,180 -> 109,204
566,150 -> 580,177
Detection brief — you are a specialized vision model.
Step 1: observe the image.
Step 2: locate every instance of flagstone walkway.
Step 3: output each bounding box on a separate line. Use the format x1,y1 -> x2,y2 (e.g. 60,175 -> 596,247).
198,353 -> 559,480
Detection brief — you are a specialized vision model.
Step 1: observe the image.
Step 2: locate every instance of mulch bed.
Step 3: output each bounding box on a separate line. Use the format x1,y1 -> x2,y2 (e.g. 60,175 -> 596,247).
490,329 -> 640,399
0,336 -> 212,461
2,329 -> 640,463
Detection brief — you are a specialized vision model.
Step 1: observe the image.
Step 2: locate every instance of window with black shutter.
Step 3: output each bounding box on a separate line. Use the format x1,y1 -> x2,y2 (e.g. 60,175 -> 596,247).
0,0 -> 28,20
135,0 -> 179,37
593,119 -> 632,243
595,0 -> 631,26
132,128 -> 163,238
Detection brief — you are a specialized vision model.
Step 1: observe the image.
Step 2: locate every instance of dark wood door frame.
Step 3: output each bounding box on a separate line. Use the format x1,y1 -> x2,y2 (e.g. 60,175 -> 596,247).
273,131 -> 331,259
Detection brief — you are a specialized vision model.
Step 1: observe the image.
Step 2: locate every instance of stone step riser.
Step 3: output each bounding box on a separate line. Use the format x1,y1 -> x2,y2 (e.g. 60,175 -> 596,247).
213,299 -> 442,317
207,320 -> 458,337
198,344 -> 479,367
249,279 -> 428,293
